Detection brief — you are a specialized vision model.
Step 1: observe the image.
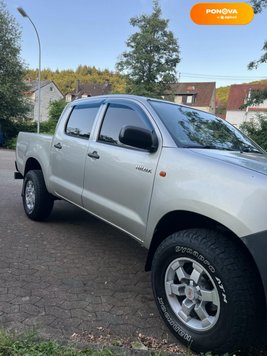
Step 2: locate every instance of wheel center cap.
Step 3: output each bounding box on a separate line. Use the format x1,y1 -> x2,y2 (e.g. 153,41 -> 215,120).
185,286 -> 195,300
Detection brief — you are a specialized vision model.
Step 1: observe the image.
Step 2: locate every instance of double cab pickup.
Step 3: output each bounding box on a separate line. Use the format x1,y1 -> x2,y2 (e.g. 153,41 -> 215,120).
15,95 -> 267,354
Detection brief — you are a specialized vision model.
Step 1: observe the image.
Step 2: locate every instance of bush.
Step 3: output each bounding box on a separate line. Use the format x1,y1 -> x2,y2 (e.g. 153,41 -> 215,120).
39,120 -> 58,135
0,118 -> 36,148
240,114 -> 267,150
0,100 -> 67,147
40,99 -> 67,135
4,137 -> 17,149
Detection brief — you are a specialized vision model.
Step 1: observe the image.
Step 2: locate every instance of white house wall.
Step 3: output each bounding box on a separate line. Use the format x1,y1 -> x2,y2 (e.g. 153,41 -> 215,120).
226,111 -> 244,127
226,109 -> 267,127
34,83 -> 64,122
226,98 -> 267,127
254,98 -> 267,109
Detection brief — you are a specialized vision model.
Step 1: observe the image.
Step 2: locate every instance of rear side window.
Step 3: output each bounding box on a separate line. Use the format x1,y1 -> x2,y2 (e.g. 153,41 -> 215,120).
65,104 -> 100,139
98,103 -> 151,146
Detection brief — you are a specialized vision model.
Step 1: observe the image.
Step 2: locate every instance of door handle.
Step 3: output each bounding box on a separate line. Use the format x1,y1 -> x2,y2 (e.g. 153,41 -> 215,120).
88,151 -> 100,159
54,142 -> 62,149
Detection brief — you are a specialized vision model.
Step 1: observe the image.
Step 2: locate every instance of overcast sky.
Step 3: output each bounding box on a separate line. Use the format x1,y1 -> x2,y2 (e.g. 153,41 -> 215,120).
5,0 -> 267,88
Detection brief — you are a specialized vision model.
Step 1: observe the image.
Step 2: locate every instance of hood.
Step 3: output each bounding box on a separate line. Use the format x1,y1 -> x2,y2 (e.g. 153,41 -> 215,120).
191,149 -> 267,176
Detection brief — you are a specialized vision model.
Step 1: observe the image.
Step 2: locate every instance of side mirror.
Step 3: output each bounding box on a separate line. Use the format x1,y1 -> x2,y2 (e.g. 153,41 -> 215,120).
119,126 -> 158,152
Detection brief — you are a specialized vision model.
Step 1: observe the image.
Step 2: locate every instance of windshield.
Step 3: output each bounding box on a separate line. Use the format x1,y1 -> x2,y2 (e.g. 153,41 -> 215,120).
149,100 -> 263,153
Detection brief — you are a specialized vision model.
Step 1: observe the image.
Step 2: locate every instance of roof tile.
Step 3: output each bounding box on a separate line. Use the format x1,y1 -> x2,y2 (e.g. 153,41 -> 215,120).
167,82 -> 216,107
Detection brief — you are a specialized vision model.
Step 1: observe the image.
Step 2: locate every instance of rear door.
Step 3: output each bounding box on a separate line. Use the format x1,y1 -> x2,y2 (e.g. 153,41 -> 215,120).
82,99 -> 162,241
50,100 -> 102,205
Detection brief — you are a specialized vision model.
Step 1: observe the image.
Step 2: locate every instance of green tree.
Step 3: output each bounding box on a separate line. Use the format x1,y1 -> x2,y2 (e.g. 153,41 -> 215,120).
240,114 -> 267,150
246,0 -> 267,113
248,41 -> 267,70
25,66 -> 127,95
240,88 -> 267,108
48,99 -> 67,122
0,0 -> 29,121
248,0 -> 267,69
40,99 -> 67,134
250,0 -> 267,13
116,0 -> 180,98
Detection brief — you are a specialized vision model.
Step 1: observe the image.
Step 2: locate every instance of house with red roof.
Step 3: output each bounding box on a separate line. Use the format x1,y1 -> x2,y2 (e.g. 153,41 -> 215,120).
226,83 -> 267,127
65,80 -> 112,102
164,82 -> 216,114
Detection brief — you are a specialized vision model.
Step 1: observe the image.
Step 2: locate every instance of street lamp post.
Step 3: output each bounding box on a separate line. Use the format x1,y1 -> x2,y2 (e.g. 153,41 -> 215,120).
17,7 -> 41,134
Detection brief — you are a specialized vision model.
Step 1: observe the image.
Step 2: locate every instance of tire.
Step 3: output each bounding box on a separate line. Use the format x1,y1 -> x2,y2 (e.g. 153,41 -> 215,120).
22,170 -> 54,221
151,229 -> 264,354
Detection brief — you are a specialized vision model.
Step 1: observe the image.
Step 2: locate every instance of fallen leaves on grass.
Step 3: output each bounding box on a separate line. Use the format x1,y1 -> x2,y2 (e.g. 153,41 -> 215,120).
70,330 -> 187,354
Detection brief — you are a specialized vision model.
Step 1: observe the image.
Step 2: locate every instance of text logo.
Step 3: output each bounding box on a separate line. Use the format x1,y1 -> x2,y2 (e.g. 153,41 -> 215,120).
206,8 -> 238,15
190,2 -> 254,25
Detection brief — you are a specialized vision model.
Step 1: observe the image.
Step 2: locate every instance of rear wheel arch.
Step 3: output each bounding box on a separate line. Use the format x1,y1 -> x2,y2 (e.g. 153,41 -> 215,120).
22,169 -> 54,221
23,158 -> 51,195
24,157 -> 42,176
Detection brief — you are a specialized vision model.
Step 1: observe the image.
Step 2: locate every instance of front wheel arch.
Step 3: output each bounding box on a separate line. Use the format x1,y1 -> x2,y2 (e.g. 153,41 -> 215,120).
145,210 -> 237,271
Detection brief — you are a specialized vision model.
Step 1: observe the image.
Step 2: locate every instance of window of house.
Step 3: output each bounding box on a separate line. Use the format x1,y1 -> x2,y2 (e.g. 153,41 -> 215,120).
174,95 -> 183,104
186,95 -> 193,104
98,103 -> 152,147
66,94 -> 72,102
50,86 -> 54,92
65,103 -> 100,139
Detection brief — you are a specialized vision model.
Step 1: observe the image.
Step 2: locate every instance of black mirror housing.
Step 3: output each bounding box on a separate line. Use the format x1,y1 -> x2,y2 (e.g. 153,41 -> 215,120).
119,126 -> 158,152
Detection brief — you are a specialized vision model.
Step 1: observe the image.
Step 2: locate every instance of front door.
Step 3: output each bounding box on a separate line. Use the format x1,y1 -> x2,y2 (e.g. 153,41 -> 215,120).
82,99 -> 161,241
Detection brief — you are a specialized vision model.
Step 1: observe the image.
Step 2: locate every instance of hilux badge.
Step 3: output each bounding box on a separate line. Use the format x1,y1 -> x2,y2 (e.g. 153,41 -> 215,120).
136,165 -> 152,174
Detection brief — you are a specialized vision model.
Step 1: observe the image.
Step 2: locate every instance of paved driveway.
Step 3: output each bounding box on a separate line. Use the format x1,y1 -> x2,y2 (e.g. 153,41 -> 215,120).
0,149 -> 178,348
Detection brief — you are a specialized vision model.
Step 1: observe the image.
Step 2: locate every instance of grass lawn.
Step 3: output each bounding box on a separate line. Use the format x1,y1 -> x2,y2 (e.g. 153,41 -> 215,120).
0,330 -> 116,356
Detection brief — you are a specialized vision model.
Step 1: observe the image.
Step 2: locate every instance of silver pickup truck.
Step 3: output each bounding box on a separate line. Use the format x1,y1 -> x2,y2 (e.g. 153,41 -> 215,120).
15,94 -> 267,354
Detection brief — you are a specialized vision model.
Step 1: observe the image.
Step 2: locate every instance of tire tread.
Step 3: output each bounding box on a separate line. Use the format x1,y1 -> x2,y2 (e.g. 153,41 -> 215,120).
23,170 -> 54,221
152,228 -> 264,354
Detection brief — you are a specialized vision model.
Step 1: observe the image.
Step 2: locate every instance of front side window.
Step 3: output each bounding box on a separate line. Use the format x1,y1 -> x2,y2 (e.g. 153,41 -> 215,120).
149,100 -> 263,153
66,103 -> 100,139
98,103 -> 151,146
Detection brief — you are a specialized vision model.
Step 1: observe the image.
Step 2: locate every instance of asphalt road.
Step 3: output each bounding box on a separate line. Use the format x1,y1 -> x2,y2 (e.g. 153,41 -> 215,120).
0,149 -> 179,350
